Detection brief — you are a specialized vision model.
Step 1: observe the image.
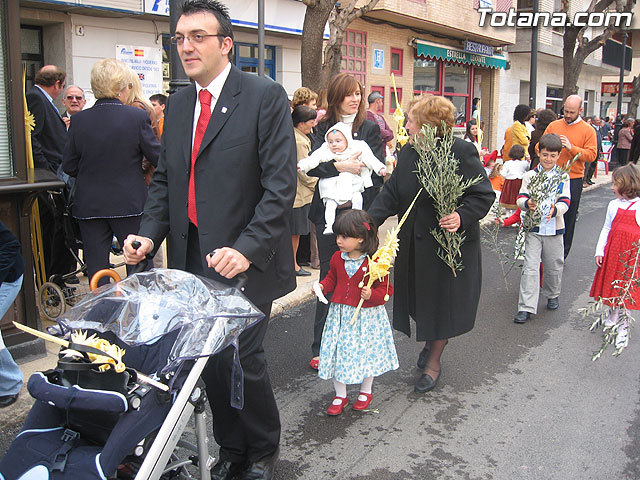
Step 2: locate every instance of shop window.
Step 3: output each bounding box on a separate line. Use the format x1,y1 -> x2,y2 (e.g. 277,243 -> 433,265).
1,9 -> 13,178
390,48 -> 403,76
390,88 -> 402,115
413,58 -> 440,94
443,63 -> 470,125
546,85 -> 564,116
340,29 -> 367,86
443,63 -> 469,95
370,86 -> 384,111
234,42 -> 276,80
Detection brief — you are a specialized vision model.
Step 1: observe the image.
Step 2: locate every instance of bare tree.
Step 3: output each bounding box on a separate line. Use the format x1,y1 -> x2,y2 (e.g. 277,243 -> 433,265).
560,0 -> 634,99
627,75 -> 640,119
300,0 -> 380,92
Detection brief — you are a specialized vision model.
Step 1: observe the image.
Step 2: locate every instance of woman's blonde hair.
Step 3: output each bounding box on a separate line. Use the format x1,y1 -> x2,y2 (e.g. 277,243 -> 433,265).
409,94 -> 455,137
292,87 -> 318,108
125,69 -> 153,110
91,58 -> 132,99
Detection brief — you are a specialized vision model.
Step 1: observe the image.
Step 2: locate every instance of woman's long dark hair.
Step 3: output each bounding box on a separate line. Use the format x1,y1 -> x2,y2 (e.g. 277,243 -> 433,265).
464,119 -> 477,142
322,73 -> 366,131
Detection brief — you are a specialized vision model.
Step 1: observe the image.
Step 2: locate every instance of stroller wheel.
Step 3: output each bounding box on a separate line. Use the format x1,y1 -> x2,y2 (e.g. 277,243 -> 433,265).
37,282 -> 66,320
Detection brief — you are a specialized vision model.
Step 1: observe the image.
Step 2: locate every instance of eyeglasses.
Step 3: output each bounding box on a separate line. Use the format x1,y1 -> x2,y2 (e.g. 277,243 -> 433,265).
66,95 -> 84,101
170,33 -> 226,46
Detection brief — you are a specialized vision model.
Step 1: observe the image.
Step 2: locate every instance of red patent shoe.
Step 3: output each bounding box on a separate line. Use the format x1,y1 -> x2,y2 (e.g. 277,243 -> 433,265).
309,357 -> 319,370
327,396 -> 349,415
352,392 -> 372,411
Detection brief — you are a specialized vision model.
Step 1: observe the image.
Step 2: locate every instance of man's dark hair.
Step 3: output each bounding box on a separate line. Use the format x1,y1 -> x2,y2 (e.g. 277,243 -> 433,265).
34,66 -> 66,87
149,93 -> 168,105
181,0 -> 234,61
538,133 -> 563,153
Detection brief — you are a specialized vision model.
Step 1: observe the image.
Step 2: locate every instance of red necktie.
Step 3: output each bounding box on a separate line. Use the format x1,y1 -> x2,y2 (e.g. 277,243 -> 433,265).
188,89 -> 213,226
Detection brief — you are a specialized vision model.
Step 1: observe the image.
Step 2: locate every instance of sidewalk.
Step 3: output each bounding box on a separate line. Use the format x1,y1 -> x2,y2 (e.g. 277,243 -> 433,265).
1,169 -> 612,430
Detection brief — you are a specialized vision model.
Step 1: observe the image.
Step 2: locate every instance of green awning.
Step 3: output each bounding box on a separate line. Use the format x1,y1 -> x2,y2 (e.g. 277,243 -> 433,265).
416,41 -> 508,69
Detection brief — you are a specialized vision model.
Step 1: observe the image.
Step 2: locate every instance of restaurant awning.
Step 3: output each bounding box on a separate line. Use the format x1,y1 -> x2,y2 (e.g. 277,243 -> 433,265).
415,40 -> 508,70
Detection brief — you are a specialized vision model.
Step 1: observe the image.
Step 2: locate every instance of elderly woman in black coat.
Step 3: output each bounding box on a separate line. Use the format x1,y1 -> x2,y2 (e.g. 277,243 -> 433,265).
368,95 -> 494,393
63,58 -> 160,284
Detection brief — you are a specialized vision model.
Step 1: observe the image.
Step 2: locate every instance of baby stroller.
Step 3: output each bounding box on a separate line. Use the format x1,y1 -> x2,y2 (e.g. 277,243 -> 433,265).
0,268 -> 264,479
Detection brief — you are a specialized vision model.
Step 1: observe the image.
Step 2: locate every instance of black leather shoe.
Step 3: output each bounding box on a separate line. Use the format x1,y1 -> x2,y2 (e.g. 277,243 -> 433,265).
238,448 -> 279,480
210,459 -> 244,480
295,268 -> 311,277
547,297 -> 559,310
514,311 -> 530,324
0,394 -> 18,408
416,346 -> 430,370
414,370 -> 441,393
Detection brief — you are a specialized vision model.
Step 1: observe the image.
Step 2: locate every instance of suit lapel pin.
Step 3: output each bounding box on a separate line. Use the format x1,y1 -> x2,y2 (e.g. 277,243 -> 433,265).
221,107 -> 228,114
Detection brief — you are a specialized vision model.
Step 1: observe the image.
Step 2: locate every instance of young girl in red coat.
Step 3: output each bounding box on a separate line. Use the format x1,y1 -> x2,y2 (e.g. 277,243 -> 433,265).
314,210 -> 398,415
590,165 -> 640,349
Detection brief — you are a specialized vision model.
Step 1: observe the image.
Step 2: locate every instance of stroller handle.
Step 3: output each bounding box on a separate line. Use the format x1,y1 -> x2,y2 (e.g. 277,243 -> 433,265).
131,240 -> 248,291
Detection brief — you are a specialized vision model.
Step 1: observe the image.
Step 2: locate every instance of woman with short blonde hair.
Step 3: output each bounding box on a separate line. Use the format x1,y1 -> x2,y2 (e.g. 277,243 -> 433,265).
63,58 -> 160,286
408,94 -> 455,137
368,95 -> 494,394
90,58 -> 132,100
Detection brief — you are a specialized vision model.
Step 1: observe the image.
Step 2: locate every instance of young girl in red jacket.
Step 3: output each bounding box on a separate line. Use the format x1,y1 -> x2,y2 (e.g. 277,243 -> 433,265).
314,209 -> 398,415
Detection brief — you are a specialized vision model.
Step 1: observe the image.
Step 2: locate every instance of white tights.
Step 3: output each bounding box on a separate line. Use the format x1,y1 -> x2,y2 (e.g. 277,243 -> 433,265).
332,376 -> 374,404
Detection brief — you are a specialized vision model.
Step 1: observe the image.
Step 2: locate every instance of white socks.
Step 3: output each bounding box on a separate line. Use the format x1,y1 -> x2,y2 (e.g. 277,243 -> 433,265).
333,378 -> 375,403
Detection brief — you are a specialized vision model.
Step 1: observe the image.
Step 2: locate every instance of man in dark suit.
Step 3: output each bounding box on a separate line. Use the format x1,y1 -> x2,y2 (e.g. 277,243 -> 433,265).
123,1 -> 296,479
26,65 -> 77,280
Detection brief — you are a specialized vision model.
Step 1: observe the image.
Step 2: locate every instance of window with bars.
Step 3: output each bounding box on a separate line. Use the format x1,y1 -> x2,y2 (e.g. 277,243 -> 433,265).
0,5 -> 13,178
340,29 -> 367,86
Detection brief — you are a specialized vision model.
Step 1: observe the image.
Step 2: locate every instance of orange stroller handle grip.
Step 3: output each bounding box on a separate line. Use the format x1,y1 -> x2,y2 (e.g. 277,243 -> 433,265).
90,269 -> 122,291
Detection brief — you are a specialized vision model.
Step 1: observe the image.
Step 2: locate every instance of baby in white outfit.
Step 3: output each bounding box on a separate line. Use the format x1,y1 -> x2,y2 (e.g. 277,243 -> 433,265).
298,122 -> 386,234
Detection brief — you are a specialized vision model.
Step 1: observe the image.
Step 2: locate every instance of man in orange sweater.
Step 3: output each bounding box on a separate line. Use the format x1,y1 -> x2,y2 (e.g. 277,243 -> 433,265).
543,95 -> 597,259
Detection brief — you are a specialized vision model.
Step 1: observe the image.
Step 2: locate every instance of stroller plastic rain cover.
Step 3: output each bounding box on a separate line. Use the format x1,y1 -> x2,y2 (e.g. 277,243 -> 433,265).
55,268 -> 265,386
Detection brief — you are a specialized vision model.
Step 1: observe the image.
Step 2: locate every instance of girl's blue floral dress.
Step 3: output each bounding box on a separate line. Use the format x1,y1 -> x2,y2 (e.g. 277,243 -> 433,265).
318,252 -> 399,384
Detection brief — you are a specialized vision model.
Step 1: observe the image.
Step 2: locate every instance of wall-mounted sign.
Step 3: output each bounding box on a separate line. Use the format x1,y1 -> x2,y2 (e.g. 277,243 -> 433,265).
116,45 -> 163,97
373,48 -> 384,70
464,40 -> 494,57
145,0 -> 169,16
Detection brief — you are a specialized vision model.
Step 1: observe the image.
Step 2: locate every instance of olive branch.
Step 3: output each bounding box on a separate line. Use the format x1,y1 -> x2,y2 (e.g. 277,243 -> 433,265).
413,123 -> 482,277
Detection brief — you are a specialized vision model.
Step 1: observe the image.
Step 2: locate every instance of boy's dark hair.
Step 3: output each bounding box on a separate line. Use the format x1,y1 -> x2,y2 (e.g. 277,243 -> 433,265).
613,164 -> 640,199
508,144 -> 525,160
291,105 -> 317,126
538,133 -> 563,153
181,0 -> 234,60
333,210 -> 379,256
149,93 -> 167,105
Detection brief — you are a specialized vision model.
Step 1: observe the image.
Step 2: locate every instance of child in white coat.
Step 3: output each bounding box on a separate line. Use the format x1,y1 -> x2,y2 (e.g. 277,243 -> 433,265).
298,122 -> 386,234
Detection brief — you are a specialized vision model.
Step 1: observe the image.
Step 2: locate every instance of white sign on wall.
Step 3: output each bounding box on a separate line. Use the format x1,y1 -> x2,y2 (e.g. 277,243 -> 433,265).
373,48 -> 384,70
116,45 -> 164,98
144,0 -> 169,16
